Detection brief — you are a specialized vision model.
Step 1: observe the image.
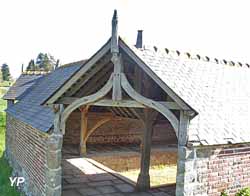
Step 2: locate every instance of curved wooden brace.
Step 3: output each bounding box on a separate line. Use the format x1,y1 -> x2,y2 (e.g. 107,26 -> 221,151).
61,74 -> 114,130
84,117 -> 112,143
121,73 -> 179,136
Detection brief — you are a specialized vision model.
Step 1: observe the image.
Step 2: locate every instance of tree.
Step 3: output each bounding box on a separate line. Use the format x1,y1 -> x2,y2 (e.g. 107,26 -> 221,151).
26,53 -> 58,71
1,63 -> 11,81
26,59 -> 37,71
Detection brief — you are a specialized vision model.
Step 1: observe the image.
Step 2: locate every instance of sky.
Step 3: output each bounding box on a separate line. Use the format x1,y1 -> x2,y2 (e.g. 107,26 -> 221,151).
0,0 -> 250,78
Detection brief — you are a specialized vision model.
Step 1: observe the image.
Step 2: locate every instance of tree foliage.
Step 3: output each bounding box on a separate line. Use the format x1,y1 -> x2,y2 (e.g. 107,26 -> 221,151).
26,53 -> 59,71
1,64 -> 11,81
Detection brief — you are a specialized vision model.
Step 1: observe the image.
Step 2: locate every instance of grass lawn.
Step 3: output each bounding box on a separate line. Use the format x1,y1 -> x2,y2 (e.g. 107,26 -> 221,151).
0,89 -> 21,196
120,164 -> 177,187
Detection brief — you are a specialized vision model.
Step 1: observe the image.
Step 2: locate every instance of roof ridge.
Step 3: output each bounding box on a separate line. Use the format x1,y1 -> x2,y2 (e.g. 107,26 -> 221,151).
22,70 -> 50,75
141,45 -> 250,68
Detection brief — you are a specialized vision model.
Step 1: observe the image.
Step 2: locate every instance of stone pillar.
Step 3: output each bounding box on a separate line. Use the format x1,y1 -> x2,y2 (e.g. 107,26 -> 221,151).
45,133 -> 63,196
176,111 -> 196,196
45,104 -> 63,196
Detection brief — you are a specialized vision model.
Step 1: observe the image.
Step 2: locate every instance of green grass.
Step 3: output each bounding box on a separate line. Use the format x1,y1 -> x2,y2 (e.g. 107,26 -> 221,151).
0,90 -> 20,196
0,81 -> 13,87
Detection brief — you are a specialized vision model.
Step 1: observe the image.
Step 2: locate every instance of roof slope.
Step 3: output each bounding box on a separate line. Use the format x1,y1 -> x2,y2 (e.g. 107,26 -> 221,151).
6,61 -> 85,132
126,43 -> 250,145
3,73 -> 45,100
5,39 -> 250,146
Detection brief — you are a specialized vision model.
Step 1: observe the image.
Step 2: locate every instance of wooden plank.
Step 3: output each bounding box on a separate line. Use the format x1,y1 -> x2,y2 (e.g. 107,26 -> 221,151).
121,73 -> 179,136
119,39 -> 192,111
61,74 -> 113,127
78,64 -> 112,96
44,39 -> 111,105
116,107 -> 129,118
65,55 -> 111,96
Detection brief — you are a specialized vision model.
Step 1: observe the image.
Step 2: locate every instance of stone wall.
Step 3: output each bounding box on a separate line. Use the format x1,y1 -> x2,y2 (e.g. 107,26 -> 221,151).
5,115 -> 48,195
177,144 -> 250,196
63,110 -> 177,145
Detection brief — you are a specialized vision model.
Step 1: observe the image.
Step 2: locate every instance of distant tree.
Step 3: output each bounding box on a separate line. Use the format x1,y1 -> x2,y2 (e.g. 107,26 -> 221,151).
26,53 -> 58,71
1,63 -> 11,81
26,59 -> 37,71
0,69 -> 3,82
55,59 -> 60,69
36,53 -> 56,71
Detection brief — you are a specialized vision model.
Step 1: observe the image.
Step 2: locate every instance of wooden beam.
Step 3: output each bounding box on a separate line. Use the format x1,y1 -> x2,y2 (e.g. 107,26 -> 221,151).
93,99 -> 145,108
121,73 -> 179,136
58,97 -> 181,110
61,74 -> 113,127
134,65 -> 142,94
65,55 -> 111,97
84,117 -> 112,143
112,54 -> 122,101
79,106 -> 89,156
44,39 -> 111,105
78,64 -> 113,96
136,108 -> 157,191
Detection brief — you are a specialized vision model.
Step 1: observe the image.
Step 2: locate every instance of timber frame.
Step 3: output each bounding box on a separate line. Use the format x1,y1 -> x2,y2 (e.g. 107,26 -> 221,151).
49,10 -> 195,193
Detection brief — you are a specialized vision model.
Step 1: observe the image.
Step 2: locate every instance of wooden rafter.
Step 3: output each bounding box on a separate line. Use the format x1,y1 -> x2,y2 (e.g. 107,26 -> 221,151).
61,73 -> 113,127
78,64 -> 113,96
44,39 -> 111,105
65,54 -> 112,97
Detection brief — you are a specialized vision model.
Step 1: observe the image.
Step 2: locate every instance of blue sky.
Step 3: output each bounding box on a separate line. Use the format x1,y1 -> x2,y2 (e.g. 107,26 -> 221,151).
0,0 -> 250,78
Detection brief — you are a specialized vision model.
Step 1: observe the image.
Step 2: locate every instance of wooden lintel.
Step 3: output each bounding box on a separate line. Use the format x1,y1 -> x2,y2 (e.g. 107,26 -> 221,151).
58,97 -> 181,110
93,99 -> 145,108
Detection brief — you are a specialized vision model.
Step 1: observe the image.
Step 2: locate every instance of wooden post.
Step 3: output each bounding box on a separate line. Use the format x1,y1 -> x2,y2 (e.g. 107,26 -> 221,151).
136,108 -> 157,191
111,10 -> 122,101
79,106 -> 89,156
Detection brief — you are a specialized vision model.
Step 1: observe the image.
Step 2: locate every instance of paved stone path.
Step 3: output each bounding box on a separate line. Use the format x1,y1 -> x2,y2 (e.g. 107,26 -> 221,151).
62,158 -> 175,196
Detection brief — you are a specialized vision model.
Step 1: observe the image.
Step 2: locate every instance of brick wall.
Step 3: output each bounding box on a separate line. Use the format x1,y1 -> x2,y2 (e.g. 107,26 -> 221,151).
6,115 -> 48,195
180,144 -> 250,196
63,110 -> 177,145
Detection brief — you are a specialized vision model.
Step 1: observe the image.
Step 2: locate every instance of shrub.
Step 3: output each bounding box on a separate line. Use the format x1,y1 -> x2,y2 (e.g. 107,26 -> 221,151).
221,191 -> 229,196
236,188 -> 250,196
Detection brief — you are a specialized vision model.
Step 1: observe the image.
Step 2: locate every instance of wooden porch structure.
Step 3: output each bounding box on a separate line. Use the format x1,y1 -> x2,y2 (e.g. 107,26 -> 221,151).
47,10 -> 195,192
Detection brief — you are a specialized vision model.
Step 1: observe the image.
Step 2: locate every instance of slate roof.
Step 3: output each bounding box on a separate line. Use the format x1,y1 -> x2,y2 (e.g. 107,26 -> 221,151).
6,60 -> 86,132
3,73 -> 45,100
5,40 -> 250,146
126,43 -> 250,145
